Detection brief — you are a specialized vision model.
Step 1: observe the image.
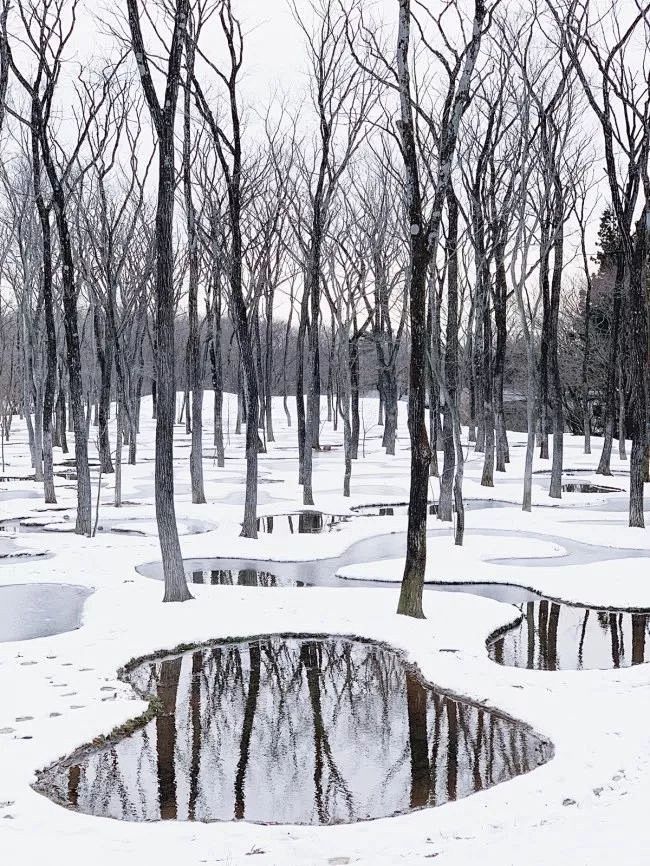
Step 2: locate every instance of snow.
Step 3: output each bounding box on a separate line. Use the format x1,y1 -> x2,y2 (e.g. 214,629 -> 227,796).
0,392 -> 649,865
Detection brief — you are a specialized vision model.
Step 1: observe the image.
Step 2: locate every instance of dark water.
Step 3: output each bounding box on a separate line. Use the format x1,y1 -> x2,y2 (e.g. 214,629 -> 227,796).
352,501 -> 512,517
488,601 -> 650,670
561,483 -> 623,494
189,567 -> 304,587
38,636 -> 550,824
0,583 -> 92,642
256,512 -> 351,533
352,503 -> 438,517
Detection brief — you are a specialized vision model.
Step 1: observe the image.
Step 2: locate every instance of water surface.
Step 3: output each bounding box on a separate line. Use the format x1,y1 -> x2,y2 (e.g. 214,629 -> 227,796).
38,636 -> 550,824
0,583 -> 92,642
488,601 -> 650,670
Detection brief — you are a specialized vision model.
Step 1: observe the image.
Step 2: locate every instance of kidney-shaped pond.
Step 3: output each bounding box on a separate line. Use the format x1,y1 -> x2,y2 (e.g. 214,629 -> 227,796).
37,635 -> 551,824
0,583 -> 92,642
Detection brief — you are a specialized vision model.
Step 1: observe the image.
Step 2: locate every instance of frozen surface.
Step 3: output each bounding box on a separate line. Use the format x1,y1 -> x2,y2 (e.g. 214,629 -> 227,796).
0,584 -> 92,642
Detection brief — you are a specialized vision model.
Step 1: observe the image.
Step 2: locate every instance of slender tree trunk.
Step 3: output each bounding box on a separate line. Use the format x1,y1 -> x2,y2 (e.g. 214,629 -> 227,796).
549,209 -> 564,500
628,213 -> 648,528
350,337 -> 360,460
93,307 -> 114,474
32,129 -> 57,502
209,254 -> 225,466
522,345 -> 537,512
183,39 -> 206,504
296,280 -> 308,485
617,360 -> 627,460
128,0 -> 192,599
494,236 -> 509,469
264,288 -> 275,442
439,186 -> 459,522
597,255 -> 624,475
114,399 -> 123,507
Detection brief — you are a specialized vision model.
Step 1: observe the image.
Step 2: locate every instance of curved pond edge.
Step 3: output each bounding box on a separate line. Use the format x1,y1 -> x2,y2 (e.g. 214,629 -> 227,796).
32,629 -> 554,824
338,574 -> 650,616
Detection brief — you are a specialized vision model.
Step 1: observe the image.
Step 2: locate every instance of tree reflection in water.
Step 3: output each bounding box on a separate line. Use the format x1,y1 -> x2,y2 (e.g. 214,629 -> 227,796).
256,513 -> 350,534
190,569 -> 282,586
489,602 -> 650,670
44,637 -> 549,824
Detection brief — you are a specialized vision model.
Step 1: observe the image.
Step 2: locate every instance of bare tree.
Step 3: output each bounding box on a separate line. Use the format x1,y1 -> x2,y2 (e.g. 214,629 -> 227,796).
126,0 -> 193,600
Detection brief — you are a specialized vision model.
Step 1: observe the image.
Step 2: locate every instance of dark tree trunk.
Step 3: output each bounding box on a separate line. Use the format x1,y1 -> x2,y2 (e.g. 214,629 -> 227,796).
628,212 -> 648,528
439,186 -> 459,522
549,197 -> 565,500
597,255 -> 624,475
55,363 -> 68,453
296,280 -> 309,485
209,246 -> 225,467
183,38 -> 206,504
350,337 -> 360,460
93,306 -> 114,475
128,0 -> 193,600
395,0 -> 486,616
31,114 -> 57,503
264,287 -> 275,442
36,94 -> 92,530
493,232 -> 509,470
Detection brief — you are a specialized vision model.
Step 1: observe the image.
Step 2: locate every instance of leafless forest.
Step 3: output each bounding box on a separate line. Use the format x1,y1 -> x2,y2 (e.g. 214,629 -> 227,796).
0,0 -> 648,617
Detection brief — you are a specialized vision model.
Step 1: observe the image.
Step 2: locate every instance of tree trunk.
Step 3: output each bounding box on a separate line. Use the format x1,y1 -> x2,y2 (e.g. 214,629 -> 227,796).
439,186 -> 459,522
350,338 -> 360,460
127,0 -> 193,599
183,42 -> 206,504
549,206 -> 564,500
597,254 -> 624,476
93,306 -> 114,475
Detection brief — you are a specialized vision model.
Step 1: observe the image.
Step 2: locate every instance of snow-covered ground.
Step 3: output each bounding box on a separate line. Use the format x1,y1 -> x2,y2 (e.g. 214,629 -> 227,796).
1,393 -> 649,865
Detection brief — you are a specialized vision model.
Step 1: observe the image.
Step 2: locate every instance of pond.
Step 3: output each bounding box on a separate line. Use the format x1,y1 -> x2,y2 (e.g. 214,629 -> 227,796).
188,567 -> 303,587
37,635 -> 551,824
562,483 -> 623,494
488,600 -> 650,670
351,500 -> 512,517
256,512 -> 351,534
0,583 -> 92,642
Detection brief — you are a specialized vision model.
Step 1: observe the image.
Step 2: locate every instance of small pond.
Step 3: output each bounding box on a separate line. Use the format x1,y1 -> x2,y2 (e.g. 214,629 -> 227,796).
256,512 -> 351,534
189,567 -> 303,587
37,635 -> 550,824
0,583 -> 92,642
488,600 -> 650,671
562,483 -> 623,494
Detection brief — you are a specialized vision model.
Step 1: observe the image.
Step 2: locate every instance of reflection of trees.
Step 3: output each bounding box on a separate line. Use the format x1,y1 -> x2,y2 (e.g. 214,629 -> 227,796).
255,513 -> 348,534
300,641 -> 354,822
189,568 -> 280,586
52,637 -> 547,823
156,658 -> 182,819
491,601 -> 649,671
578,609 -> 590,667
632,614 -> 647,666
406,673 -> 429,807
234,641 -> 261,818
